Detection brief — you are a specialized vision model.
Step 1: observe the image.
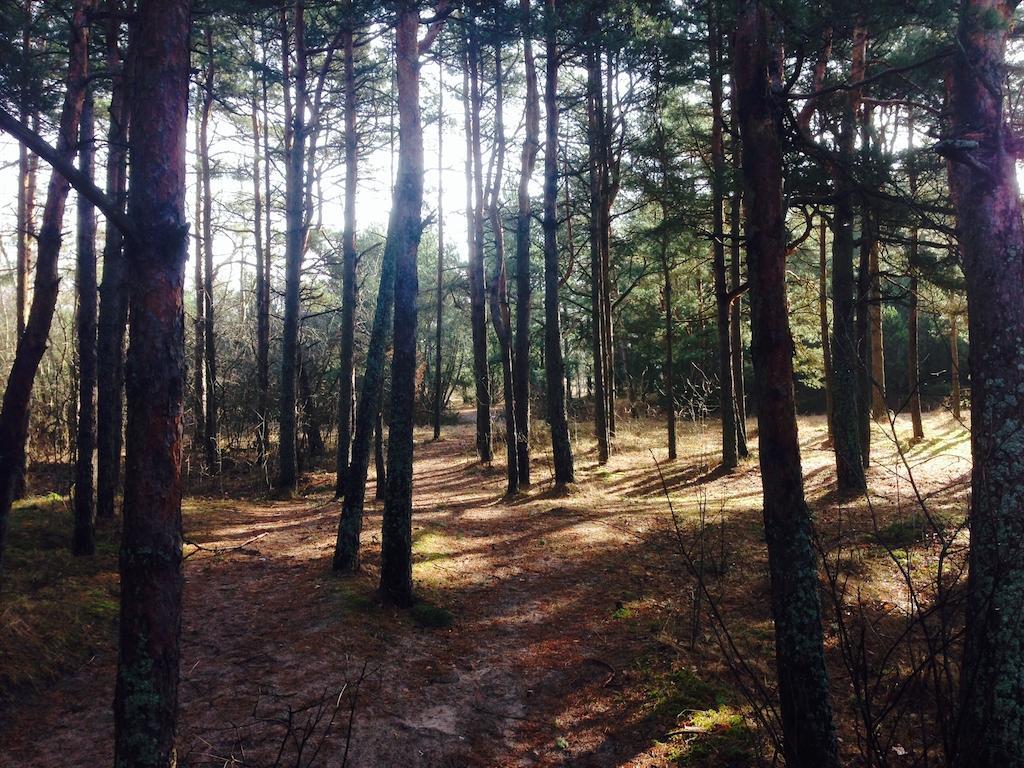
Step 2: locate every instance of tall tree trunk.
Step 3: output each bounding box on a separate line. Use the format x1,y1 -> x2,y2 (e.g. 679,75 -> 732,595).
947,2 -> 1024,763
192,114 -> 206,455
466,14 -> 492,464
653,74 -> 676,461
586,13 -> 610,465
487,41 -> 519,497
819,216 -> 834,444
299,349 -> 324,460
728,91 -> 748,457
73,90 -> 97,556
0,0 -> 93,576
96,1 -> 130,521
113,1 -> 191,763
708,7 -> 737,470
513,0 -> 540,484
829,23 -> 867,493
542,0 -> 574,485
251,25 -> 270,465
906,116 -> 924,441
375,383 -> 387,501
856,205 -> 872,468
432,53 -> 445,442
734,5 -> 839,766
380,0 -> 436,607
13,10 -> 38,502
949,313 -> 961,421
199,26 -> 220,473
277,1 -> 307,494
335,9 -> 358,495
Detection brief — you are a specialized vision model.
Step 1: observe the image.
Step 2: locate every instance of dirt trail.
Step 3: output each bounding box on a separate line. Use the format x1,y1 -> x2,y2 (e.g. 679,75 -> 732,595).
0,411 -> 971,767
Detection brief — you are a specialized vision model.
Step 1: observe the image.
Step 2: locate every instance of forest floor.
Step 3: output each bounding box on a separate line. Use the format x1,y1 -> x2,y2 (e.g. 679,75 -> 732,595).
0,408 -> 971,767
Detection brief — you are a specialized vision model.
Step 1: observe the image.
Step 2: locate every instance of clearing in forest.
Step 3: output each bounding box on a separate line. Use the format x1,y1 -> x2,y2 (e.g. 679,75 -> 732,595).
0,410 -> 970,767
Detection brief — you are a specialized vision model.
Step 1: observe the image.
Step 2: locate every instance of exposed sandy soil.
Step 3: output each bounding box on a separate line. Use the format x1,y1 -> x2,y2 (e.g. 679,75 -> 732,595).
0,409 -> 971,767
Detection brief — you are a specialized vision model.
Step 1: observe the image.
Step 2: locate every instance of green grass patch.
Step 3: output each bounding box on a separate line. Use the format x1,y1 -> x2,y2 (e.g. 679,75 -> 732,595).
324,577 -> 378,615
874,513 -> 950,550
649,667 -> 725,722
412,529 -> 452,564
666,706 -> 757,767
1,497 -> 120,698
410,600 -> 454,629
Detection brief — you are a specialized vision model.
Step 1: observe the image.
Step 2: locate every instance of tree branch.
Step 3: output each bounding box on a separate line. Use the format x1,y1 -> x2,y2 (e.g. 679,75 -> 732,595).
0,106 -> 136,241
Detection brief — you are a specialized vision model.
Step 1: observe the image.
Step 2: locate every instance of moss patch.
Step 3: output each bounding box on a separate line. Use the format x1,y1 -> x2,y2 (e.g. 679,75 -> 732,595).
1,498 -> 120,698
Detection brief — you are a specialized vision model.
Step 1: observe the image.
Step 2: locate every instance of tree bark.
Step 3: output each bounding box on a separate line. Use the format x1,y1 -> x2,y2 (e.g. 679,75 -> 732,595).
586,12 -> 610,465
542,0 -> 574,485
819,216 -> 835,444
278,1 -> 307,494
380,0 -> 435,607
728,90 -> 748,458
192,114 -> 206,456
251,25 -> 270,465
0,0 -> 93,577
906,115 -> 924,441
96,1 -> 130,521
73,90 -> 97,556
466,13 -> 492,464
486,40 -> 519,497
199,25 -> 220,473
734,5 -> 839,766
709,7 -> 737,470
335,7 -> 358,495
949,313 -> 961,421
513,0 -> 540,485
829,23 -> 867,493
432,52 -> 445,442
947,2 -> 1024,764
113,1 -> 191,763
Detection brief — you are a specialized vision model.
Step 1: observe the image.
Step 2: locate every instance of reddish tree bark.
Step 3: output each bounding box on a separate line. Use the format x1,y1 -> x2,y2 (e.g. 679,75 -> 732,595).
734,4 -> 839,765
73,90 -> 97,556
113,0 -> 192,763
947,4 -> 1024,756
335,1 -> 358,495
380,0 -> 443,607
542,0 -> 574,485
513,0 -> 540,485
0,0 -> 94,576
96,0 -> 131,521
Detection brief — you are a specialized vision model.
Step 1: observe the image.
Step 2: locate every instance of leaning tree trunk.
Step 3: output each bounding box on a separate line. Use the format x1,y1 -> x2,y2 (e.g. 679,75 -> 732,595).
335,10 -> 358,496
513,0 -> 540,485
734,4 -> 840,767
380,0 -> 437,607
486,41 -> 519,497
542,0 -> 574,485
0,0 -> 93,576
73,90 -> 97,556
96,2 -> 130,521
113,1 -> 191,764
947,2 -> 1024,765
